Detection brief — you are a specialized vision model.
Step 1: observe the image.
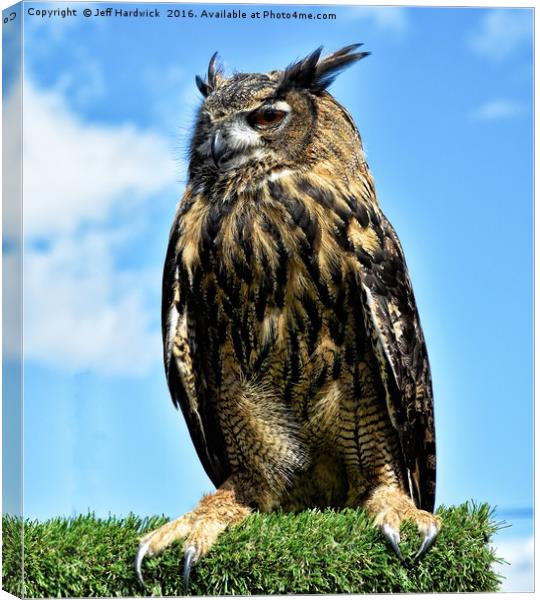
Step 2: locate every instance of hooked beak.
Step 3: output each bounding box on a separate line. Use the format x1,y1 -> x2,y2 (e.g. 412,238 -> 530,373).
211,129 -> 227,168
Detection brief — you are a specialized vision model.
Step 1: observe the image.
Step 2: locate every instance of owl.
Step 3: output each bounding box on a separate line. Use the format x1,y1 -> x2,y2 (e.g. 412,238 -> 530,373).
136,44 -> 440,588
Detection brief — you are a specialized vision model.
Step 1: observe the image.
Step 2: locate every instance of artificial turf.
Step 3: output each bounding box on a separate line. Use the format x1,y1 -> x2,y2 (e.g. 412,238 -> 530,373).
2,502 -> 504,597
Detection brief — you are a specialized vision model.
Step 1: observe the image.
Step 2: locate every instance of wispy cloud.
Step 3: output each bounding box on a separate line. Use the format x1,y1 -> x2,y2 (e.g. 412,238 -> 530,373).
492,536 -> 534,592
13,79 -> 181,376
471,98 -> 526,121
23,80 -> 177,237
56,58 -> 107,107
347,7 -> 409,34
468,9 -> 533,62
23,230 -> 162,376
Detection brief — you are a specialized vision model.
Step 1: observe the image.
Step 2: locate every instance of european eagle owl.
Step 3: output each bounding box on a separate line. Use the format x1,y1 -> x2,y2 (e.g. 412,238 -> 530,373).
137,44 -> 440,587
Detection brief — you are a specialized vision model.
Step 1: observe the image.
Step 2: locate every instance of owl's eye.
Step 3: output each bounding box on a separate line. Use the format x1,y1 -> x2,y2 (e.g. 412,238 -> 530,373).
248,107 -> 287,130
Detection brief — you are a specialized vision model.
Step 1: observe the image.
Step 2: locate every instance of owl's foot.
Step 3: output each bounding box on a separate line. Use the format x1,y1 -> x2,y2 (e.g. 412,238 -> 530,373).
364,484 -> 441,565
136,487 -> 251,591
136,513 -> 194,587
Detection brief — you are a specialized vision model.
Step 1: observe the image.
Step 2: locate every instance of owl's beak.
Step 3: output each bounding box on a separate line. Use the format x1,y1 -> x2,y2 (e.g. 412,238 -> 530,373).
211,130 -> 227,168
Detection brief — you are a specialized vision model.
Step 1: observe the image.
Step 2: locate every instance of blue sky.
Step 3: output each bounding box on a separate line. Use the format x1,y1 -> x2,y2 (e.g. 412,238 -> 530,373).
2,2 -> 533,591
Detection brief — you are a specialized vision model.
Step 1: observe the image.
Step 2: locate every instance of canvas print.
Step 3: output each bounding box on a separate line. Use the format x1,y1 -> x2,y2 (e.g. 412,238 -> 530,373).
2,2 -> 533,596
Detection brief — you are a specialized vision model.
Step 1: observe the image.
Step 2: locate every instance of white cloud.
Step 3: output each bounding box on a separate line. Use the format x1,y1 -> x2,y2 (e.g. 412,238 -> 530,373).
56,58 -> 107,106
23,231 -> 162,377
492,536 -> 534,592
14,79 -> 181,376
471,99 -> 526,121
23,80 -> 178,237
347,7 -> 409,33
468,9 -> 533,62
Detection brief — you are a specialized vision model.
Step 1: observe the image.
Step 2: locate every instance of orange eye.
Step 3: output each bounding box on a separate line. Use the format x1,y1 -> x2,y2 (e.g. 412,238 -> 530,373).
248,107 -> 287,129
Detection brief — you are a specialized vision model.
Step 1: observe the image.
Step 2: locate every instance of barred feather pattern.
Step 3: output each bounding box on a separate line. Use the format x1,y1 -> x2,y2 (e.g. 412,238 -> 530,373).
164,159 -> 436,513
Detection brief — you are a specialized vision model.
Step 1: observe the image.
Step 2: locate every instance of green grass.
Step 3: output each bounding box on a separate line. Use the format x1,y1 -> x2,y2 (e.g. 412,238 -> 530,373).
2,502 -> 504,597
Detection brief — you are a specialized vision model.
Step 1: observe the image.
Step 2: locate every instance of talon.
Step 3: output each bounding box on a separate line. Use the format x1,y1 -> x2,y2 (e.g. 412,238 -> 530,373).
382,523 -> 408,566
183,546 -> 197,594
414,524 -> 439,562
135,541 -> 150,587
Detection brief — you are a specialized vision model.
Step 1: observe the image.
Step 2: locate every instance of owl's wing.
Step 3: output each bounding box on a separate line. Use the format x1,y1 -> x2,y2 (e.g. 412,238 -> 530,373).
162,211 -> 230,489
351,205 -> 436,512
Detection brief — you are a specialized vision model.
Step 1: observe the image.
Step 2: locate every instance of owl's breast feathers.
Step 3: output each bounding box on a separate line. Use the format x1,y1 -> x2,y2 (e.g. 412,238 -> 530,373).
163,170 -> 436,511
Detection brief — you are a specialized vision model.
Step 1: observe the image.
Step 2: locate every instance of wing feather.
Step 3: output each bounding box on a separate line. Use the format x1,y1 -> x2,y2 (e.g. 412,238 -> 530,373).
162,209 -> 230,488
351,204 -> 436,512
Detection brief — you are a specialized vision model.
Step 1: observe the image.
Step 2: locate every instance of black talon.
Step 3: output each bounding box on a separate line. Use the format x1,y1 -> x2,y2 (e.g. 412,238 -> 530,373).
390,540 -> 410,567
183,546 -> 197,594
414,526 -> 438,562
381,525 -> 409,567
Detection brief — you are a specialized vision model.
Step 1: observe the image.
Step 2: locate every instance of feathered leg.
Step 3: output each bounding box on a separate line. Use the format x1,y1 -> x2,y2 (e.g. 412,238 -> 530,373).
343,359 -> 441,563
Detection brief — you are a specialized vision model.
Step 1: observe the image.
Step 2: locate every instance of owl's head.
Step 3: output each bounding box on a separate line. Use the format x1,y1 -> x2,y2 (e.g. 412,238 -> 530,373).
189,45 -> 369,181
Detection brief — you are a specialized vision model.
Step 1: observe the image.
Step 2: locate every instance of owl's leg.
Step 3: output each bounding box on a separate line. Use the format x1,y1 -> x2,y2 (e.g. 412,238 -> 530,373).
135,476 -> 251,590
362,483 -> 441,564
342,360 -> 440,563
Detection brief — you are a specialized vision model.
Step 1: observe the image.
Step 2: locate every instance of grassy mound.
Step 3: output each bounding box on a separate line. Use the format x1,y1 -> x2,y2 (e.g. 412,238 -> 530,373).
2,502 -> 503,597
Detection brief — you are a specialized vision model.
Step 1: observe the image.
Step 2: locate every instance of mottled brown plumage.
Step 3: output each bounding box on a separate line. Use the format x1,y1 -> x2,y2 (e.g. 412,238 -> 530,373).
137,44 -> 440,587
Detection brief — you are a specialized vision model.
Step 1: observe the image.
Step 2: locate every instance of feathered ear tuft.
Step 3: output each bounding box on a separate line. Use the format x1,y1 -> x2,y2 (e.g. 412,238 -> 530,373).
195,51 -> 224,97
277,46 -> 323,94
277,44 -> 370,95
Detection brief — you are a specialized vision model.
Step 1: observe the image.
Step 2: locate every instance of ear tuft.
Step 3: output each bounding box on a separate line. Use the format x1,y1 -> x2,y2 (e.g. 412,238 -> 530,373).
277,44 -> 369,95
195,74 -> 210,97
195,51 -> 223,97
277,46 -> 322,94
